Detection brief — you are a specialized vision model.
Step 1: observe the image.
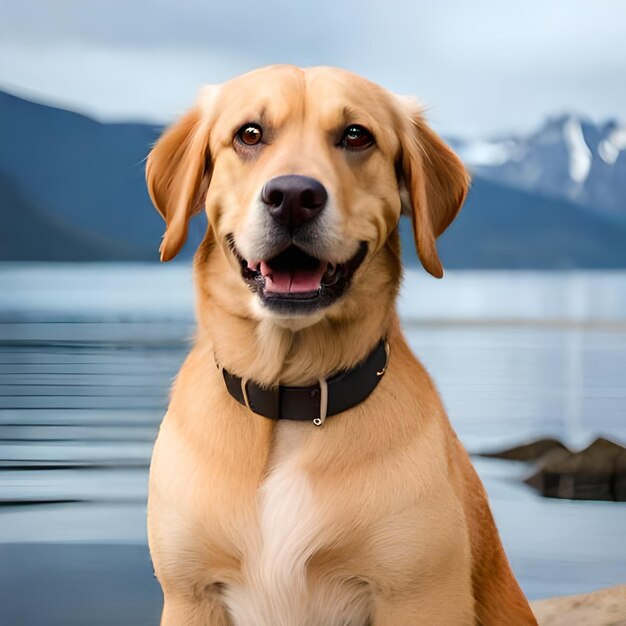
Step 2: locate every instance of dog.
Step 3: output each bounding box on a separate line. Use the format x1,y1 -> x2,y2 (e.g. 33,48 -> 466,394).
146,65 -> 537,625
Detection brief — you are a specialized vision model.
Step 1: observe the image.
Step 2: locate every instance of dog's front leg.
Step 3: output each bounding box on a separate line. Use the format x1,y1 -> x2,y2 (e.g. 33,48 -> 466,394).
160,590 -> 232,626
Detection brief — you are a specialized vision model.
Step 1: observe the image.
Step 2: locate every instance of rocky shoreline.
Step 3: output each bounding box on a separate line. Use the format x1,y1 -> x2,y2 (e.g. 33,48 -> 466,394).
480,437 -> 626,501
532,584 -> 626,625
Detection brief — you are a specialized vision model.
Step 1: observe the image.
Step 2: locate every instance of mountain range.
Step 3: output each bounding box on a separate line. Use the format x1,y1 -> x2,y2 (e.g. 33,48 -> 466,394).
1,87 -> 625,268
451,115 -> 626,222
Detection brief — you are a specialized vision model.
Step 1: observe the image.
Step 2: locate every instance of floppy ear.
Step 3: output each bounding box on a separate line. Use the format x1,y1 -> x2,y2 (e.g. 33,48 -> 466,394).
146,104 -> 211,261
399,103 -> 470,278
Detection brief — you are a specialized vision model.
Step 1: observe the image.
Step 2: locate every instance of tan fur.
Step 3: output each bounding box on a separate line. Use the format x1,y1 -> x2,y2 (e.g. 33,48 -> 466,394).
146,65 -> 537,625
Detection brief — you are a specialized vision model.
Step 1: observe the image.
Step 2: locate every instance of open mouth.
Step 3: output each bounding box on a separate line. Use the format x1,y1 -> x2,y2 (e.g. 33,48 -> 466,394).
227,236 -> 368,314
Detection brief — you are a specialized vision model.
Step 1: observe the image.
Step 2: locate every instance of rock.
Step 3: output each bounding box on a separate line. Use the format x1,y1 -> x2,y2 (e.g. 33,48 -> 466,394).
614,448 -> 626,501
479,437 -> 626,501
525,438 -> 626,501
532,584 -> 626,625
524,447 -> 573,497
478,437 -> 569,461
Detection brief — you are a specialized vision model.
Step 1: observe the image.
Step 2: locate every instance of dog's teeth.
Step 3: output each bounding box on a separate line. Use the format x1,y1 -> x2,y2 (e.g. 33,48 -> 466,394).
327,263 -> 336,277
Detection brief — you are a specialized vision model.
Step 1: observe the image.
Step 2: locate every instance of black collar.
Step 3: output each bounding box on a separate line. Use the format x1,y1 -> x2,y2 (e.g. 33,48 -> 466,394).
218,338 -> 389,426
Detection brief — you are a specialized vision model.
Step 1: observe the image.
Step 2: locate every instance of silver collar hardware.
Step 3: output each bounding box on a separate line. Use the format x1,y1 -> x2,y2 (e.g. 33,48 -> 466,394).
240,377 -> 252,411
313,378 -> 329,427
376,339 -> 390,376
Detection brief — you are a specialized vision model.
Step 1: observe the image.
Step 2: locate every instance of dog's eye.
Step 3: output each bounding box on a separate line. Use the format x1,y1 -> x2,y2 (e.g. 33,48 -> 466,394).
340,125 -> 374,150
236,124 -> 263,146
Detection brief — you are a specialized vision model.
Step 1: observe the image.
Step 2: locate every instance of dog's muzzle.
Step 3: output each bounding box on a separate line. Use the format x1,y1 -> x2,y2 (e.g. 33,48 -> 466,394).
228,234 -> 368,316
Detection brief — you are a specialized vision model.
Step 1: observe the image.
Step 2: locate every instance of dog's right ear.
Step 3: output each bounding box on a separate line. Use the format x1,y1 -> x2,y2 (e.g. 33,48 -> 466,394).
146,97 -> 213,262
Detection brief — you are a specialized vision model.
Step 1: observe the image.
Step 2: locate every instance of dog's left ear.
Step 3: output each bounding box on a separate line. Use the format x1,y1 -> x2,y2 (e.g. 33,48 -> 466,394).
146,91 -> 215,262
398,101 -> 470,278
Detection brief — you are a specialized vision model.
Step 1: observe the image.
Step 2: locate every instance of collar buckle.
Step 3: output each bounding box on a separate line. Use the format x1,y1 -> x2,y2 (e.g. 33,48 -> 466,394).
241,377 -> 252,411
377,339 -> 390,376
312,378 -> 329,427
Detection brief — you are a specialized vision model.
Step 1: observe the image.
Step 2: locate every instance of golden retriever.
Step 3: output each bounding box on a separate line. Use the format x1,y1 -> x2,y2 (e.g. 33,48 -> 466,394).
145,65 -> 537,625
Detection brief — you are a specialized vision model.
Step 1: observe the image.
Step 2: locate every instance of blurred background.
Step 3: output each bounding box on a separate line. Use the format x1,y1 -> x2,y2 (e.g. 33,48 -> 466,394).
1,1 -> 625,624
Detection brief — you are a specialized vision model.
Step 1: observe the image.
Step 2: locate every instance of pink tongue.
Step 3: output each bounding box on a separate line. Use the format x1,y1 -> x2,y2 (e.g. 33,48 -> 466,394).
260,261 -> 326,294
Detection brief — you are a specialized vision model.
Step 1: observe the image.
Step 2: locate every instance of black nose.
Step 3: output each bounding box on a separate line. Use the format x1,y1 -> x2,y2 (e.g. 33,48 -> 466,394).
261,175 -> 328,230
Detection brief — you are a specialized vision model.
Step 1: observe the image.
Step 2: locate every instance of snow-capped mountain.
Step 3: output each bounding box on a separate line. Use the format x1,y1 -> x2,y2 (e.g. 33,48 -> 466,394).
452,115 -> 626,220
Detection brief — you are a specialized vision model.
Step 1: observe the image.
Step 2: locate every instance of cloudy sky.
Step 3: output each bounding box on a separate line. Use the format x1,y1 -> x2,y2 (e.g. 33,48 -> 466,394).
1,0 -> 624,137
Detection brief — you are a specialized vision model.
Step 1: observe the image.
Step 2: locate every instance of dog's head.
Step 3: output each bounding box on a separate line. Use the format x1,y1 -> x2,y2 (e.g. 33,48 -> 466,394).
147,65 -> 468,324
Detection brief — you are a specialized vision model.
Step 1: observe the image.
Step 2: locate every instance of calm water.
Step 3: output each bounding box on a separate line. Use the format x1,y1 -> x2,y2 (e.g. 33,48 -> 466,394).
1,263 -> 625,625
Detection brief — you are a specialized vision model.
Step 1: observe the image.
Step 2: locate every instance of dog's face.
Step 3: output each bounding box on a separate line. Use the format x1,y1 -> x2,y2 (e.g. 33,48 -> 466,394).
147,66 -> 468,324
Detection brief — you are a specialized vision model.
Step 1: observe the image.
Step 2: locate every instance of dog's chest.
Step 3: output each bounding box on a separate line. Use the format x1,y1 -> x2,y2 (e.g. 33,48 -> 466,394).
222,440 -> 370,626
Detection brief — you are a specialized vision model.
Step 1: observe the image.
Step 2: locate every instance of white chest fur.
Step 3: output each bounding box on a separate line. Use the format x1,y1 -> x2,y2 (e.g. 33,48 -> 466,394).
223,453 -> 371,626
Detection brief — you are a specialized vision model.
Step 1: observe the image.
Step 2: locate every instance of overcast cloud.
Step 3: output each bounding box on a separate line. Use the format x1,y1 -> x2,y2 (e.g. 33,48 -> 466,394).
1,0 -> 624,136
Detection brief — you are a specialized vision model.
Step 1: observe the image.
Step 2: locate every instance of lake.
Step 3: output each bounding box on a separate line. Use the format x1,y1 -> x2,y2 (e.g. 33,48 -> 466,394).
0,263 -> 625,625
